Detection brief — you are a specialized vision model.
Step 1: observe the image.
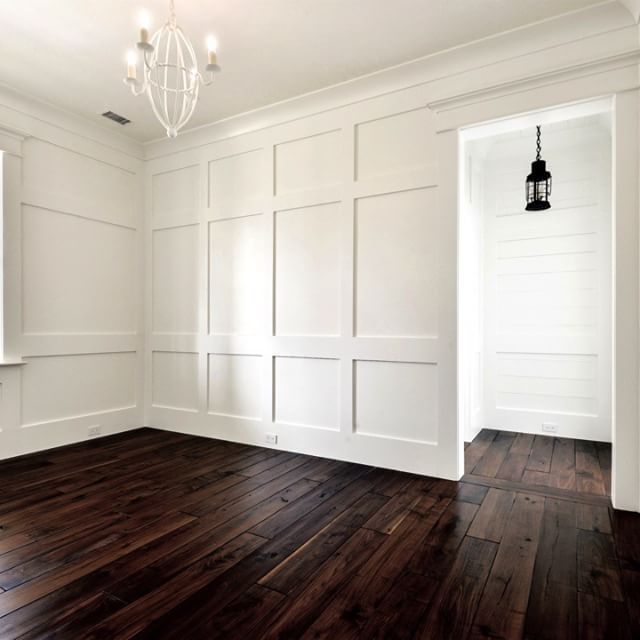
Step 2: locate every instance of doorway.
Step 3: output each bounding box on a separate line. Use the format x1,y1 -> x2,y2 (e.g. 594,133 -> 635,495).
458,98 -> 613,495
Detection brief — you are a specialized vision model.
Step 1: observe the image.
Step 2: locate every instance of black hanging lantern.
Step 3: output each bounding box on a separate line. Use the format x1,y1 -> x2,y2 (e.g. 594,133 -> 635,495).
525,125 -> 552,211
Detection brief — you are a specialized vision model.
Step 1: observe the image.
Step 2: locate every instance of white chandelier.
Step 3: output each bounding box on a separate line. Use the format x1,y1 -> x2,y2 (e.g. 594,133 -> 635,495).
124,0 -> 220,138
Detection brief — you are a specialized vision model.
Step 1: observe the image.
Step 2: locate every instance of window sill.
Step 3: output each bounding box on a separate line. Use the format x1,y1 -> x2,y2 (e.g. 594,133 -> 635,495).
0,360 -> 26,367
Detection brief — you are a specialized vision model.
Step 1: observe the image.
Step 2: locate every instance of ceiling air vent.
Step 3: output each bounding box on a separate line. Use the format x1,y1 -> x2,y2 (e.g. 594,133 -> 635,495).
101,111 -> 131,126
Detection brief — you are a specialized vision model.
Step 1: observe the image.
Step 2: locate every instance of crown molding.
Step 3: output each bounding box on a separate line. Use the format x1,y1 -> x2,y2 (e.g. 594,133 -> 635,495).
0,123 -> 29,140
428,49 -> 640,114
0,83 -> 144,167
144,2 -> 636,160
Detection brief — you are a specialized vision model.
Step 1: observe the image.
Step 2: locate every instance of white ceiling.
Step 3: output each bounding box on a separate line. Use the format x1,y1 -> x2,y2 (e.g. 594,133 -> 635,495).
0,0 -> 606,142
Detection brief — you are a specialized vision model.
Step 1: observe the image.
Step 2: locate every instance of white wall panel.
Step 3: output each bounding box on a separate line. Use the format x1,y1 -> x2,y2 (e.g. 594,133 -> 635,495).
275,202 -> 342,336
23,138 -> 136,228
209,149 -> 265,205
152,225 -> 199,334
274,130 -> 341,195
208,354 -> 262,418
356,108 -> 432,180
152,165 -> 199,218
354,360 -> 438,443
22,206 -> 136,335
275,356 -> 339,429
152,351 -> 199,411
209,215 -> 264,335
22,352 -> 136,426
355,188 -> 438,337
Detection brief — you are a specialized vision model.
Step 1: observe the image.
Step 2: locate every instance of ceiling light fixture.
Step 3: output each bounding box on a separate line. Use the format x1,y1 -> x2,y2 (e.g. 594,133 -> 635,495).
124,0 -> 221,138
525,125 -> 552,211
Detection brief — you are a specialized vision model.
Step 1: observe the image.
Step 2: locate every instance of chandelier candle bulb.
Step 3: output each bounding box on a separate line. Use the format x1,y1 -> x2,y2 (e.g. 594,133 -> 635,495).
138,10 -> 151,44
207,36 -> 218,65
126,51 -> 137,80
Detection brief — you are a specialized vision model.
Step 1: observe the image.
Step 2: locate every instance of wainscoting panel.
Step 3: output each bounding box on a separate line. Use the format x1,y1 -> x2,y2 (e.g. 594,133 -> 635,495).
22,352 -> 136,426
152,224 -> 199,334
275,202 -> 342,337
152,351 -> 199,412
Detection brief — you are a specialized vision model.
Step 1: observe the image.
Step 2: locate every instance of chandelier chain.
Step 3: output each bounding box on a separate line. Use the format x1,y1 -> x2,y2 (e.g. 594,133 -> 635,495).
536,125 -> 542,161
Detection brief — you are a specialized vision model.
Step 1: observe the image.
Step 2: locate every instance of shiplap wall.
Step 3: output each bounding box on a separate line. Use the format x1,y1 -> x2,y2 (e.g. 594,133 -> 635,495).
147,90 -> 458,478
481,117 -> 612,441
0,90 -> 144,459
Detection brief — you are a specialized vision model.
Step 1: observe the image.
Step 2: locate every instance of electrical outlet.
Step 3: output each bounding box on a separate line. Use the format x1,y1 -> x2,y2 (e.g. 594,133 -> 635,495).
542,423 -> 558,434
88,425 -> 102,437
265,433 -> 278,445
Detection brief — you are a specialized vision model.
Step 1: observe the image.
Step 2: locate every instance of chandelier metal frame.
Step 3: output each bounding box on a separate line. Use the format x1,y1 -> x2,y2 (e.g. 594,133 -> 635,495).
124,0 -> 220,138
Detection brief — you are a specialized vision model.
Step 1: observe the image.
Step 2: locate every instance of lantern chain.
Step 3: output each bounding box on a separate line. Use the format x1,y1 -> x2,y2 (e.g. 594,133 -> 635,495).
536,125 -> 542,161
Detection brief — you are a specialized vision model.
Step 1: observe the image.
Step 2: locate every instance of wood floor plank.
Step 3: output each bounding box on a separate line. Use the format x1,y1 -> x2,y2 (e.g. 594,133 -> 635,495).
577,503 -> 612,534
578,592 -> 633,640
415,536 -> 498,640
108,477 -> 319,604
466,487 -> 516,543
456,481 -> 489,505
527,435 -> 555,473
362,477 -> 429,534
495,451 -> 529,482
522,468 -> 551,487
258,491 -> 387,594
407,499 -> 479,578
612,509 -> 640,571
577,529 -> 624,601
495,433 -> 534,482
549,437 -> 577,491
470,431 -> 515,477
511,432 -> 535,456
524,498 -> 579,640
247,465 -> 377,539
296,493 -> 447,640
196,584 -> 285,640
258,527 -> 387,640
80,533 -> 266,640
620,569 -> 640,639
464,429 -> 498,474
0,511 -> 195,618
596,442 -> 612,496
575,440 -> 606,495
470,493 -> 544,639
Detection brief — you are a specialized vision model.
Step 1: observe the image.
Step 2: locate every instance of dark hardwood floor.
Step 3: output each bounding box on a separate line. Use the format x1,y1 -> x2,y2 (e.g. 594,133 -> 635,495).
0,427 -> 637,639
465,429 -> 612,496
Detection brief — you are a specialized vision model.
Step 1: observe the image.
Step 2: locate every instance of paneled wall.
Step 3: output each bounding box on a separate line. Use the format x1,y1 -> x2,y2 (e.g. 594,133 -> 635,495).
147,90 -> 458,478
0,92 -> 144,459
480,117 -> 612,441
